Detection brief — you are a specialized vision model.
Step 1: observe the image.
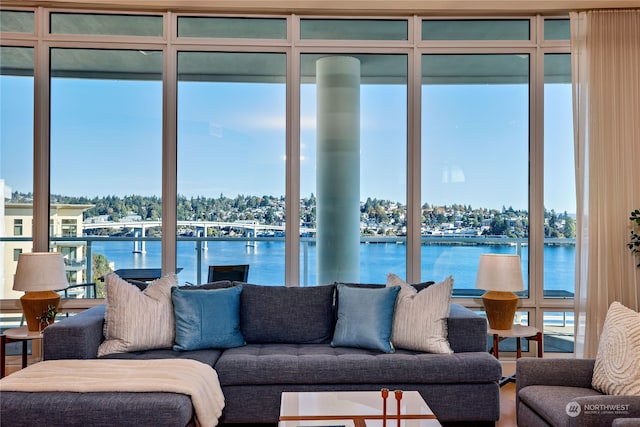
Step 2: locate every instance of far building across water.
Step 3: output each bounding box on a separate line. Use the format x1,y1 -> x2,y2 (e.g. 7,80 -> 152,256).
1,180 -> 93,299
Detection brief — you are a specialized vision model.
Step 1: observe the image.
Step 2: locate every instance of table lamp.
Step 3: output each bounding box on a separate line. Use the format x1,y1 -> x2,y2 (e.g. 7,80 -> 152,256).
475,253 -> 524,330
13,252 -> 69,331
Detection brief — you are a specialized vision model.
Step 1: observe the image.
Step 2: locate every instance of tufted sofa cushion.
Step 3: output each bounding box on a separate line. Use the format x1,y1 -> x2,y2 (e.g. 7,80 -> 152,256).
215,343 -> 501,386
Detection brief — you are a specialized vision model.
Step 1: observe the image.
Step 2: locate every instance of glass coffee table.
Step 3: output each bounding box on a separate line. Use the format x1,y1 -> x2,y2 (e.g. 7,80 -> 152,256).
279,390 -> 441,427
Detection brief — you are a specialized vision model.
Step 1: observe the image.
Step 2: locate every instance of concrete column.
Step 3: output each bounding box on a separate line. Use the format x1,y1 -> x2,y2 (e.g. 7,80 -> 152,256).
132,228 -> 146,254
316,56 -> 360,284
140,225 -> 146,253
132,230 -> 140,253
199,226 -> 208,251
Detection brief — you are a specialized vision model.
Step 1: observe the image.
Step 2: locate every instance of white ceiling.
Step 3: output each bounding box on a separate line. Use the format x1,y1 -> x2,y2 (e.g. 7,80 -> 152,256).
4,0 -> 640,14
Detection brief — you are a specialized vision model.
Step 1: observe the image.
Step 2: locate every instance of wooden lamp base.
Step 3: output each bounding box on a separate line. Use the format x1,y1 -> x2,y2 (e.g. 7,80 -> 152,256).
482,290 -> 519,330
19,291 -> 60,332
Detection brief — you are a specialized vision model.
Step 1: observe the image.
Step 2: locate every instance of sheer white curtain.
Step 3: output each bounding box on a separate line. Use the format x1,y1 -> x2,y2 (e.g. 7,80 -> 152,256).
571,9 -> 640,359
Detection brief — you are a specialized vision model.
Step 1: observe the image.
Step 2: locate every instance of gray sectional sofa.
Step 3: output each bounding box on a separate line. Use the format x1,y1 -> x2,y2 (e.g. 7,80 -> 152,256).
4,282 -> 501,426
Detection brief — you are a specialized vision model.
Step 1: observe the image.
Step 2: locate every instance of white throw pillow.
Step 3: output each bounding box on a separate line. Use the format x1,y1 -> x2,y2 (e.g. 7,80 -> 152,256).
592,301 -> 640,396
386,273 -> 454,354
98,273 -> 177,357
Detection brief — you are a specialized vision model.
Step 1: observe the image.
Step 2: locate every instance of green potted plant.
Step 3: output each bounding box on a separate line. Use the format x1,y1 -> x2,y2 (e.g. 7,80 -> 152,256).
629,209 -> 640,267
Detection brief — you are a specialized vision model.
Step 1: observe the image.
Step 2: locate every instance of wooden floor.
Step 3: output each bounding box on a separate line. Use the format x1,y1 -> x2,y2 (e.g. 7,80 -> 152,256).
497,361 -> 517,427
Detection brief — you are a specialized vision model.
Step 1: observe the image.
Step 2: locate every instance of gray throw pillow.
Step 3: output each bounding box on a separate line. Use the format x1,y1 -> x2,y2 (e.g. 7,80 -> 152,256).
240,283 -> 336,344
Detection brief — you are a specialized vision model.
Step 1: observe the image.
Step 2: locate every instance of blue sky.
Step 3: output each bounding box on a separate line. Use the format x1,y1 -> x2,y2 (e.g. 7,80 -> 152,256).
1,75 -> 576,213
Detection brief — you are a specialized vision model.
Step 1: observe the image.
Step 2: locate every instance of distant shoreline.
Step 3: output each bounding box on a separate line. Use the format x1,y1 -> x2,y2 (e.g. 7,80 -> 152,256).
89,238 -> 575,290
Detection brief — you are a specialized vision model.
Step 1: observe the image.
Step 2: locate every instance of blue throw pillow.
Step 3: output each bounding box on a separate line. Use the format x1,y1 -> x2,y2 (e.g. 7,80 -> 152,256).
172,285 -> 245,351
331,284 -> 400,353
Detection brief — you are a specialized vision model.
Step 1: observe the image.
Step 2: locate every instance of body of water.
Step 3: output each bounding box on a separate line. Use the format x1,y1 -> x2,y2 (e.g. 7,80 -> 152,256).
91,240 -> 575,294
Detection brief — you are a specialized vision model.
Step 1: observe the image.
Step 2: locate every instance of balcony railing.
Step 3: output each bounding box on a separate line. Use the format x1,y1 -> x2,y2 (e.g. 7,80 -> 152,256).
2,234 -> 575,291
1,234 -> 576,353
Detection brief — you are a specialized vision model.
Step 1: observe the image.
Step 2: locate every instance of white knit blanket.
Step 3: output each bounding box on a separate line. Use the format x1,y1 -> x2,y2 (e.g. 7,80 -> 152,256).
0,359 -> 225,427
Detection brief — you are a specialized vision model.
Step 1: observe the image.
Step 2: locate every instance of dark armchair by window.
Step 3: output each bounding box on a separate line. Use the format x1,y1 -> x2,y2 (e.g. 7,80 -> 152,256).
207,264 -> 249,283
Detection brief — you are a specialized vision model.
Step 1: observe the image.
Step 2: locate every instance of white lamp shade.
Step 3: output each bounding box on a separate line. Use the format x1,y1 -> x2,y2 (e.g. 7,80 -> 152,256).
13,252 -> 69,292
475,253 -> 524,292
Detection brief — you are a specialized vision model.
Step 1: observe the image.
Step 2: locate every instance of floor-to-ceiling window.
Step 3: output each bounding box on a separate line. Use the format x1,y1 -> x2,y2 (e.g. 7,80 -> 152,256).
300,52 -> 408,286
0,12 -> 34,348
0,8 -> 574,354
417,18 -> 575,353
297,19 -> 410,286
0,37 -> 34,299
421,53 -> 530,293
542,48 -> 575,353
43,12 -> 162,295
177,50 -> 287,285
49,46 -> 163,292
175,16 -> 288,285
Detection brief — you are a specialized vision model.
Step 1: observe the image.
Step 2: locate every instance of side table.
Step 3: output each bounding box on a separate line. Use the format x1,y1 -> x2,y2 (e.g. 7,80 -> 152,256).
1,327 -> 44,378
488,324 -> 542,386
